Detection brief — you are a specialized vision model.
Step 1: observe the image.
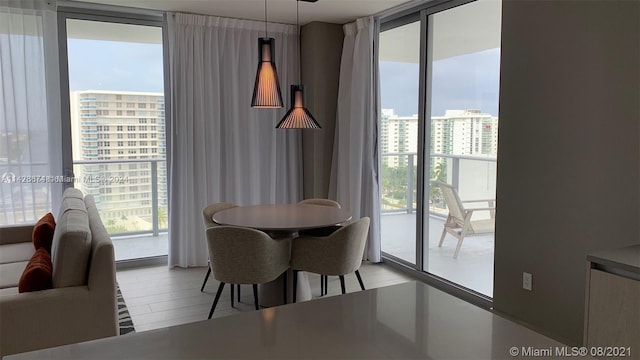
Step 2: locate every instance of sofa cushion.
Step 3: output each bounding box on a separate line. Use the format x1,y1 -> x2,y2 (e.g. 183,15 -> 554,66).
62,187 -> 84,200
18,248 -> 53,293
0,286 -> 18,296
50,203 -> 92,288
0,261 -> 29,289
33,212 -> 56,253
0,243 -> 35,265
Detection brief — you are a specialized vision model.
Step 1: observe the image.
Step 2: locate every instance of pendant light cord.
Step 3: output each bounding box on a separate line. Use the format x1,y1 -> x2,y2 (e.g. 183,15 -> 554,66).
264,0 -> 268,37
297,0 -> 301,83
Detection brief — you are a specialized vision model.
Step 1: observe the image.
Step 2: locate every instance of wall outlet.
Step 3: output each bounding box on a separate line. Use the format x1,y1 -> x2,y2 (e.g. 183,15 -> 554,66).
523,272 -> 532,291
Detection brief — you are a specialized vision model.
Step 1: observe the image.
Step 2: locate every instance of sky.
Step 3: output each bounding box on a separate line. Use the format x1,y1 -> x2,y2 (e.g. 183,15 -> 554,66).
68,39 -> 500,117
380,48 -> 501,117
67,39 -> 164,93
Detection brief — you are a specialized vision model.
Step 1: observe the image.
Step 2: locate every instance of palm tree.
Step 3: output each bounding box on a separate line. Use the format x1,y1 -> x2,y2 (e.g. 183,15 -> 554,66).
157,208 -> 167,229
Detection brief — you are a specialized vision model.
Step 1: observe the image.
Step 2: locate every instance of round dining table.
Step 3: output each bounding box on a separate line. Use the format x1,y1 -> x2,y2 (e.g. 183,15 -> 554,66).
213,203 -> 352,236
213,203 -> 352,306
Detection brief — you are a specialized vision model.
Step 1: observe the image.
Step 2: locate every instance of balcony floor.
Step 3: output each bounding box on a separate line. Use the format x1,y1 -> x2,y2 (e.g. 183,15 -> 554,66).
381,213 -> 494,297
112,233 -> 168,261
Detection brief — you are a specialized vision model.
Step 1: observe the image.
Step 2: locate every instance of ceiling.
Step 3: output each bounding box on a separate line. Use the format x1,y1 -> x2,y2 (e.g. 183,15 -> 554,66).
72,0 -> 413,25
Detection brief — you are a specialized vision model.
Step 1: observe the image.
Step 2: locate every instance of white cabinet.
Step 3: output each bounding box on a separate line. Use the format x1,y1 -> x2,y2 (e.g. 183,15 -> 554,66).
584,245 -> 640,360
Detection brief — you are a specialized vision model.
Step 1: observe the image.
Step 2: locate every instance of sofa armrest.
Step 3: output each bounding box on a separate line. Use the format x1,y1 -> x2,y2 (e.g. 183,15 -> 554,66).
0,286 -> 118,357
0,225 -> 34,246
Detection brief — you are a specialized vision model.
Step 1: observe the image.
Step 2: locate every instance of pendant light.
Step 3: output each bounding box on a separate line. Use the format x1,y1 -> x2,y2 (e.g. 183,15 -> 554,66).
251,0 -> 284,108
276,0 -> 321,129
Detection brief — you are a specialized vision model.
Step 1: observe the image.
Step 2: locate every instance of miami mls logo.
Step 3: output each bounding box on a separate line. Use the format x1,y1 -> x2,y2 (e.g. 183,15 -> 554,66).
1,171 -> 16,184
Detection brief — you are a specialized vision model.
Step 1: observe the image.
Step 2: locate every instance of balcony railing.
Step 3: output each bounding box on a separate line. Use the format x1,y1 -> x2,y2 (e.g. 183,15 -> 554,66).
381,152 -> 497,215
73,158 -> 167,237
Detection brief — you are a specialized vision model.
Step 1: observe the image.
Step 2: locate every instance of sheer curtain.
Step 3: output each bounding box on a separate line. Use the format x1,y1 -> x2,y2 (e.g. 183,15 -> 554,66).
0,0 -> 62,225
166,13 -> 302,268
329,16 -> 382,262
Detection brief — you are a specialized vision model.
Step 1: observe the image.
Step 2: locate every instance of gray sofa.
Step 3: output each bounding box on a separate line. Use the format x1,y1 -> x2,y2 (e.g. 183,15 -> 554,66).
0,188 -> 118,357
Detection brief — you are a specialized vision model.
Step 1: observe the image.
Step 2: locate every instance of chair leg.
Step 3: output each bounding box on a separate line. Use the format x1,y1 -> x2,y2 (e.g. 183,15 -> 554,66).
438,228 -> 448,247
252,284 -> 259,310
237,284 -> 241,303
339,275 -> 346,294
324,275 -> 328,295
438,217 -> 451,247
208,282 -> 225,319
200,264 -> 211,292
320,274 -> 324,296
283,271 -> 288,305
292,270 -> 298,303
230,283 -> 235,308
355,270 -> 365,291
453,236 -> 465,259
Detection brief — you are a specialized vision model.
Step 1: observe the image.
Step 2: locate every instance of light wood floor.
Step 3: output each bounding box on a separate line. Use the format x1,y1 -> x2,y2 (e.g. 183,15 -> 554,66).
116,262 -> 414,332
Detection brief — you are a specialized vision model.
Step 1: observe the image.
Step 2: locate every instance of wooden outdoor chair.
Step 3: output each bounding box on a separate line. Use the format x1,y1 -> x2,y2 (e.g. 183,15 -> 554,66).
434,181 -> 495,259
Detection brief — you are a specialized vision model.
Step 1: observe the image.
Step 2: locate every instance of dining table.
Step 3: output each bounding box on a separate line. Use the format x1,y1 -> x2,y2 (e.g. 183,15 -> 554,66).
213,203 -> 352,306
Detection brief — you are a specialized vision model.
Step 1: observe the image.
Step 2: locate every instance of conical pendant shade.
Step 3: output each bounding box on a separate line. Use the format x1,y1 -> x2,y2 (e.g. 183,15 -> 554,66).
251,38 -> 284,108
276,85 -> 321,129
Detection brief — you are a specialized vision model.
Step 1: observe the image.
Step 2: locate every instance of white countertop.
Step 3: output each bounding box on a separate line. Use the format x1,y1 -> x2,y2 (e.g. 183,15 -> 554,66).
6,281 -> 580,359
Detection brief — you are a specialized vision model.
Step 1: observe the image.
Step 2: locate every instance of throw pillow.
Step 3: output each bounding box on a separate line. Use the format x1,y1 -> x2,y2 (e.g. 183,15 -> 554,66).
33,212 -> 56,253
18,248 -> 53,293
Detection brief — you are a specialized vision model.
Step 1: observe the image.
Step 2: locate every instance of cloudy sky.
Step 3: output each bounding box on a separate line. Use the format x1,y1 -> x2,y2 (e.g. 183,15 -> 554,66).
68,39 -> 500,118
67,39 -> 164,94
380,48 -> 501,117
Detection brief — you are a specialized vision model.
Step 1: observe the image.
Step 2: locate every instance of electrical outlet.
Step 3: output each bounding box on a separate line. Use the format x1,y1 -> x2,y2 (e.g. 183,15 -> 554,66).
523,272 -> 532,291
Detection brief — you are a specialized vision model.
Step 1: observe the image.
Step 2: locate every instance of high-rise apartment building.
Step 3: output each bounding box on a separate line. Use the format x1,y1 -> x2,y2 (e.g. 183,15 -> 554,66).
380,109 -> 418,167
380,108 -> 498,168
431,109 -> 498,157
70,90 -> 167,231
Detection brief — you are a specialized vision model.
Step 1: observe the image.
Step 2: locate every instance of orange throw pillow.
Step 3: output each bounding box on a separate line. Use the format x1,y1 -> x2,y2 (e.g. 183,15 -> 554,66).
18,248 -> 53,293
33,212 -> 56,253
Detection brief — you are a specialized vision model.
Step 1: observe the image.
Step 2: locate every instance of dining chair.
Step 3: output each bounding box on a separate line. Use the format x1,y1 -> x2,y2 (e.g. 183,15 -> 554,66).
290,217 -> 370,301
201,203 -> 242,304
298,198 -> 341,208
297,198 -> 342,296
205,226 -> 289,319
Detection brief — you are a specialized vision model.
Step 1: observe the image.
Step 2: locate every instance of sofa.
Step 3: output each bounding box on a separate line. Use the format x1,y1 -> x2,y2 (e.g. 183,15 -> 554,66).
0,188 -> 118,357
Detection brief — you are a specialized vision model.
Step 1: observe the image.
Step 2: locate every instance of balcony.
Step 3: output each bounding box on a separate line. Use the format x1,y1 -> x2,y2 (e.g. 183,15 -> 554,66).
73,158 -> 168,261
381,152 -> 496,297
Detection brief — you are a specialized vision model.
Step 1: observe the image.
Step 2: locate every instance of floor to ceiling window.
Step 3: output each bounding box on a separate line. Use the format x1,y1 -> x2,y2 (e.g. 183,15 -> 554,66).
379,0 -> 501,298
60,11 -> 168,261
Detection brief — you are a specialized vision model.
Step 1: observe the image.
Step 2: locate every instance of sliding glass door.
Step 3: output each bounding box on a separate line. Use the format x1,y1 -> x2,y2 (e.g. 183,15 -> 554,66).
59,10 -> 168,261
380,0 -> 501,298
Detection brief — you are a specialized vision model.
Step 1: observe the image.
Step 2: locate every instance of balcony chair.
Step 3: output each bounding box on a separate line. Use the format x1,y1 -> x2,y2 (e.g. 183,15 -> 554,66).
205,226 -> 289,319
201,203 -> 242,305
434,181 -> 495,259
297,198 -> 342,296
290,217 -> 370,301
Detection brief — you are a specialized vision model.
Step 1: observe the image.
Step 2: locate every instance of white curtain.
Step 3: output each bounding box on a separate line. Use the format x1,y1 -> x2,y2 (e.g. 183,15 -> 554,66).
167,13 -> 302,268
329,16 -> 382,262
0,0 -> 63,225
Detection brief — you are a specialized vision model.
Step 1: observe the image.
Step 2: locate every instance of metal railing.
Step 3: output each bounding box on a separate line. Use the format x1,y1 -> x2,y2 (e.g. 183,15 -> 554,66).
381,152 -> 497,214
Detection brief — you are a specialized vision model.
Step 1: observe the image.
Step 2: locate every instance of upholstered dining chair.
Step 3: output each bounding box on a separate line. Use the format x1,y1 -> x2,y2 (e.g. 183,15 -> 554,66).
201,203 -> 240,302
205,226 -> 289,319
298,198 -> 341,208
290,217 -> 370,302
297,198 -> 342,296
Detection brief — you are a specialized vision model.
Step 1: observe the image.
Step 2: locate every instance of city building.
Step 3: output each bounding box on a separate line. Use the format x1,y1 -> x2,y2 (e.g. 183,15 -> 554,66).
70,90 -> 167,232
380,108 -> 499,168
